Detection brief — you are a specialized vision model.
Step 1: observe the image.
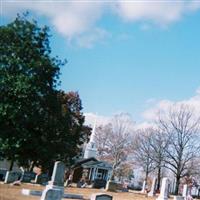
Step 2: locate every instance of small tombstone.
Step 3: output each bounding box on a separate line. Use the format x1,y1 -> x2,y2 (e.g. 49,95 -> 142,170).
40,161 -> 65,200
148,177 -> 157,197
4,171 -> 20,183
141,181 -> 146,193
91,193 -> 113,200
21,172 -> 36,183
41,188 -> 63,200
35,174 -> 49,184
156,177 -> 169,200
106,180 -> 118,192
182,184 -> 188,199
50,161 -> 65,187
174,196 -> 184,200
0,169 -> 8,181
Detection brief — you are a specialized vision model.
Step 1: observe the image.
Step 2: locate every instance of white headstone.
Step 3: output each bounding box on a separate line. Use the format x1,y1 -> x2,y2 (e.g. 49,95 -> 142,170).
91,193 -> 113,200
174,196 -> 184,200
141,181 -> 146,193
4,171 -> 20,183
148,177 -> 157,197
156,177 -> 169,200
182,184 -> 188,199
40,161 -> 65,200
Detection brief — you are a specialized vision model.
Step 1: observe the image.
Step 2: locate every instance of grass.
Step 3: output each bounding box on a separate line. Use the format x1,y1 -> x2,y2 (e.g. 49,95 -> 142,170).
0,182 -> 170,200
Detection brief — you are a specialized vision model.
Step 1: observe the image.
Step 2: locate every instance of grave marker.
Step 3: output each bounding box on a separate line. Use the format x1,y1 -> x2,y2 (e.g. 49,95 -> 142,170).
41,161 -> 65,200
22,161 -> 83,200
148,177 -> 157,197
182,184 -> 188,200
156,177 -> 169,200
4,171 -> 20,183
141,181 -> 146,193
91,193 -> 113,200
21,172 -> 36,183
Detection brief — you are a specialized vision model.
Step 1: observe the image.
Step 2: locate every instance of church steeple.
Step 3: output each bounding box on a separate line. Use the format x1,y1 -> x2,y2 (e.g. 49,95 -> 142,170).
84,119 -> 97,159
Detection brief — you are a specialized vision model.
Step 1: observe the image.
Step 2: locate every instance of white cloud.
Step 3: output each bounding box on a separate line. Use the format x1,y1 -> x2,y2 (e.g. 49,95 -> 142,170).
3,1 -> 107,48
113,1 -> 200,26
75,28 -> 110,48
2,1 -> 200,47
85,87 -> 200,131
142,87 -> 200,121
84,113 -> 111,127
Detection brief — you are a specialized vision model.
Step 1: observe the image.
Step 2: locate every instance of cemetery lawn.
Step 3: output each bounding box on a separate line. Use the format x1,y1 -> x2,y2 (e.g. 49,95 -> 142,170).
0,182 -> 173,200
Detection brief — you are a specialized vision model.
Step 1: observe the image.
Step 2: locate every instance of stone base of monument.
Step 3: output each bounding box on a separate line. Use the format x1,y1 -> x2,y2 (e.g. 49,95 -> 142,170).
40,184 -> 64,200
173,196 -> 184,200
22,189 -> 42,196
106,180 -> 117,192
22,188 -> 83,199
148,191 -> 155,197
156,196 -> 168,200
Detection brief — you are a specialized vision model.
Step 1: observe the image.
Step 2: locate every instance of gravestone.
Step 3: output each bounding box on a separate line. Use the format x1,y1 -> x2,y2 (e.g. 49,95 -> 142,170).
50,161 -> 65,187
174,196 -> 184,200
141,181 -> 146,193
156,177 -> 169,200
182,184 -> 188,199
91,193 -> 113,200
4,171 -> 20,183
106,180 -> 117,192
0,169 -> 7,181
41,188 -> 63,200
21,172 -> 36,183
41,161 -> 65,200
34,173 -> 49,184
148,177 -> 157,197
22,161 -> 84,200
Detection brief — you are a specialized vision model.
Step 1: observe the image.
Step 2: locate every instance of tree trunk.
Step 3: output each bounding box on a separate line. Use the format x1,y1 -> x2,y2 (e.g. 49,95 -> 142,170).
9,160 -> 14,171
157,167 -> 161,190
145,166 -> 149,183
175,175 -> 180,195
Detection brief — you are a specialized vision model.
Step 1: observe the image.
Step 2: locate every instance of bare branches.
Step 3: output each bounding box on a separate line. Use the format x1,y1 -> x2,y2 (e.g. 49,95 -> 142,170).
157,104 -> 200,194
95,113 -> 134,180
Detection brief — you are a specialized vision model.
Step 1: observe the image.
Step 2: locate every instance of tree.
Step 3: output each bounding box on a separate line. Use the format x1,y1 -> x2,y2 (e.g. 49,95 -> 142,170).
158,104 -> 200,194
148,128 -> 168,190
57,91 -> 91,166
0,14 -> 90,171
133,128 -> 154,182
95,113 -> 134,180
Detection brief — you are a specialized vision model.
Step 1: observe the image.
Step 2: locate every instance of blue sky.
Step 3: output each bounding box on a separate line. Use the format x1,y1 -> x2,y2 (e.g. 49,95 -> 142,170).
1,1 -> 200,124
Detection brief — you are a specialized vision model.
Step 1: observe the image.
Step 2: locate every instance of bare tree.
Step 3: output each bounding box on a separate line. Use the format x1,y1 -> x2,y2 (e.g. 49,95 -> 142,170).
95,113 -> 134,180
133,128 -> 154,182
157,104 -> 200,195
148,128 -> 168,190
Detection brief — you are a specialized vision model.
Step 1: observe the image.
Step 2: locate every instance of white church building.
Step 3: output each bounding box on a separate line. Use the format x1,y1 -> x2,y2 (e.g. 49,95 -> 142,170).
71,122 -> 113,188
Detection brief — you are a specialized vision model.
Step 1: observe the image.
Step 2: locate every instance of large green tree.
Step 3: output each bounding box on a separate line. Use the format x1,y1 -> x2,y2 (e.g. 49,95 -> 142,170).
0,14 -> 90,171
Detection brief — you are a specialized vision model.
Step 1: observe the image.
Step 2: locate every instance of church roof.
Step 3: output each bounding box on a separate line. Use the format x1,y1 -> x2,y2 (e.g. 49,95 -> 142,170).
73,157 -> 98,168
73,157 -> 112,170
82,160 -> 112,169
